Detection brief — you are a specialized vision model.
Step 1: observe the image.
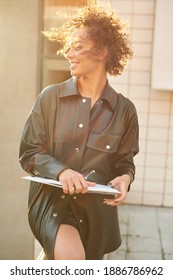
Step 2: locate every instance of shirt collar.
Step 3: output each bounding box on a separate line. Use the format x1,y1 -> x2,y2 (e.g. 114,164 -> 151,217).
100,81 -> 119,111
59,76 -> 79,97
59,76 -> 119,111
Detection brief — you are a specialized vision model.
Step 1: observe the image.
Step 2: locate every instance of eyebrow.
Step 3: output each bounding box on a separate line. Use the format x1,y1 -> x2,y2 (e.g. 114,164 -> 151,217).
72,38 -> 84,43
70,40 -> 84,47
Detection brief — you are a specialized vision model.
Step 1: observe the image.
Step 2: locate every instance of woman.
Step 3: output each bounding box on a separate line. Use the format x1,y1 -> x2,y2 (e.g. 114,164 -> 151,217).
19,4 -> 139,260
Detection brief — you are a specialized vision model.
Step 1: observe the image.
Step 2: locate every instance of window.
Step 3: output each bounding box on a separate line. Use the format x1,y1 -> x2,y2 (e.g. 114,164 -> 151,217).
41,0 -> 87,88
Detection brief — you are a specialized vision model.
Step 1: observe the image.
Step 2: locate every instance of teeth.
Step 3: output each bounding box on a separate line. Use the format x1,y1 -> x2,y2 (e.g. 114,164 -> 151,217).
70,62 -> 78,67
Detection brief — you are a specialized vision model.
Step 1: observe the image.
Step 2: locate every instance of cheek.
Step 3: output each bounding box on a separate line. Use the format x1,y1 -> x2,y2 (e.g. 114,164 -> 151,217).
83,55 -> 98,65
78,50 -> 93,59
85,52 -> 93,60
83,60 -> 95,68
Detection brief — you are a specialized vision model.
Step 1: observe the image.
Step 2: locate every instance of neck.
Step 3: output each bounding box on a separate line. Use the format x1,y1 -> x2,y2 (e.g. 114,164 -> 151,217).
78,73 -> 107,101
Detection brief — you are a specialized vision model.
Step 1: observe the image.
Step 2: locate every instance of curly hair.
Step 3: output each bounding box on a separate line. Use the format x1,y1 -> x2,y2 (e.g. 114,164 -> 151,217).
43,3 -> 133,76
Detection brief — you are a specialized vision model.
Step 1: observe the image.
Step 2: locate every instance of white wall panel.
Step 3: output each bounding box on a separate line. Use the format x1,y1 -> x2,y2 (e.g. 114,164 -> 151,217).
152,0 -> 173,90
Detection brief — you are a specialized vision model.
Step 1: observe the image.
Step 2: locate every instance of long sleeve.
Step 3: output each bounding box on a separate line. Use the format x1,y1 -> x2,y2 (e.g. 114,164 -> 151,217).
19,87 -> 70,180
112,106 -> 139,183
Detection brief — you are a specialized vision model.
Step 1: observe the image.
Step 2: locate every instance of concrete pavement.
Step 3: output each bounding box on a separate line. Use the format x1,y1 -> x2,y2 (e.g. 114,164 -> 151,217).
104,204 -> 173,260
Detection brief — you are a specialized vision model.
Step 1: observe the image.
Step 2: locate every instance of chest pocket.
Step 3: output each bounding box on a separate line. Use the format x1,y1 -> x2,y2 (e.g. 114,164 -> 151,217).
87,132 -> 122,153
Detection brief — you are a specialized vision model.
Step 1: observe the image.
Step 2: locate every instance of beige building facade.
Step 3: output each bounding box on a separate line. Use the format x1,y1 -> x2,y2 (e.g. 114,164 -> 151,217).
0,0 -> 41,259
0,0 -> 172,259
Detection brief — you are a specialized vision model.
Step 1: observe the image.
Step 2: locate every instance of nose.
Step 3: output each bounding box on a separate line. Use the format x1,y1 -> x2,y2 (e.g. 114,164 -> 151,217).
66,48 -> 75,59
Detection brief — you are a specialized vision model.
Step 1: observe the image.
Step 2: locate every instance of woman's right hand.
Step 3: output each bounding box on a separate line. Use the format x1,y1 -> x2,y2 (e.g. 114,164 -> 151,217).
59,168 -> 96,195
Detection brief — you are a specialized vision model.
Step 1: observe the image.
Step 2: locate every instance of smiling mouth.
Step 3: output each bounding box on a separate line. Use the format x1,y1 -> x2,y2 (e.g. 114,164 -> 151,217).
70,62 -> 79,69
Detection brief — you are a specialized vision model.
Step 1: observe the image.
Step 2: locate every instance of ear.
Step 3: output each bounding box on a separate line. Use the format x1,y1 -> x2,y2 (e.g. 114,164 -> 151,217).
99,47 -> 109,61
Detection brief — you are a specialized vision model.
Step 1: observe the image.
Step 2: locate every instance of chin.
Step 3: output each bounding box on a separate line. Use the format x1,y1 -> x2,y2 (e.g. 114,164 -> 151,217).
70,70 -> 81,76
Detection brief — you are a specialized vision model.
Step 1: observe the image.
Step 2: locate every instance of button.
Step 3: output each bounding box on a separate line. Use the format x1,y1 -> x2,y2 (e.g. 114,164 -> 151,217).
79,219 -> 83,223
79,123 -> 83,128
75,147 -> 79,152
53,213 -> 57,217
106,145 -> 110,150
61,195 -> 65,199
73,196 -> 77,200
82,98 -> 87,103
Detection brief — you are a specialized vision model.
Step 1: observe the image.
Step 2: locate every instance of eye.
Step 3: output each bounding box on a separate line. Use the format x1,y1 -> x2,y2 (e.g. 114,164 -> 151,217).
75,45 -> 82,51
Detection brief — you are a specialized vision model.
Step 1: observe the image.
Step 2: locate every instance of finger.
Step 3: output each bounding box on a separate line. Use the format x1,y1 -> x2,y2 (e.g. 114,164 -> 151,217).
67,179 -> 76,195
103,200 -> 116,206
87,181 -> 96,186
81,180 -> 96,193
68,174 -> 87,194
72,177 -> 83,194
115,193 -> 126,202
61,179 -> 69,194
103,197 -> 115,204
69,186 -> 75,195
108,179 -> 118,187
103,197 -> 123,206
70,174 -> 88,193
80,178 -> 89,193
77,175 -> 94,193
61,176 -> 75,194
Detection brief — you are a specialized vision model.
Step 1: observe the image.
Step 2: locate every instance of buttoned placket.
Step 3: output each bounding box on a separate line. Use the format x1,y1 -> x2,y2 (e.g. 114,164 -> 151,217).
67,194 -> 85,228
72,97 -> 90,170
53,194 -> 66,218
89,99 -> 104,130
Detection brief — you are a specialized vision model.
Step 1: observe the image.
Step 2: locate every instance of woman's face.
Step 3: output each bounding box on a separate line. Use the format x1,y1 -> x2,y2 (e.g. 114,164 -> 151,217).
66,28 -> 105,77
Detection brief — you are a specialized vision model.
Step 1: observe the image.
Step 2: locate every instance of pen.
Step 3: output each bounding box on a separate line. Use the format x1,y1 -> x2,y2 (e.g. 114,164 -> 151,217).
84,170 -> 95,180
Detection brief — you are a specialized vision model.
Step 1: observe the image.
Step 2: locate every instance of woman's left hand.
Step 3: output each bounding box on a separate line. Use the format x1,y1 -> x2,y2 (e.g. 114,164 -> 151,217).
103,174 -> 131,206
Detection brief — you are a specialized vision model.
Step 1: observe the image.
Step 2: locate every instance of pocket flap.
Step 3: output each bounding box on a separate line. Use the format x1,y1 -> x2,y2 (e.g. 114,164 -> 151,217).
87,132 -> 121,153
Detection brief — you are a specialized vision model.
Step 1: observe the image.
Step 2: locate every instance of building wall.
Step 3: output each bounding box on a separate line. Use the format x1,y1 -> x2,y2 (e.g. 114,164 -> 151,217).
0,0 -> 40,259
107,0 -> 173,207
0,0 -> 173,260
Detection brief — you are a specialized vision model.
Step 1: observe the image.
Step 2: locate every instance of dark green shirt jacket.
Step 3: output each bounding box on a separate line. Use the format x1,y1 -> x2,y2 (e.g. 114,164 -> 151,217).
19,76 -> 139,259
20,76 -> 139,183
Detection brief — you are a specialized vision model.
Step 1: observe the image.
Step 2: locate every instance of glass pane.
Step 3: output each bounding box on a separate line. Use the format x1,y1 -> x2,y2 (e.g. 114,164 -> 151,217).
43,0 -> 87,55
41,0 -> 87,88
